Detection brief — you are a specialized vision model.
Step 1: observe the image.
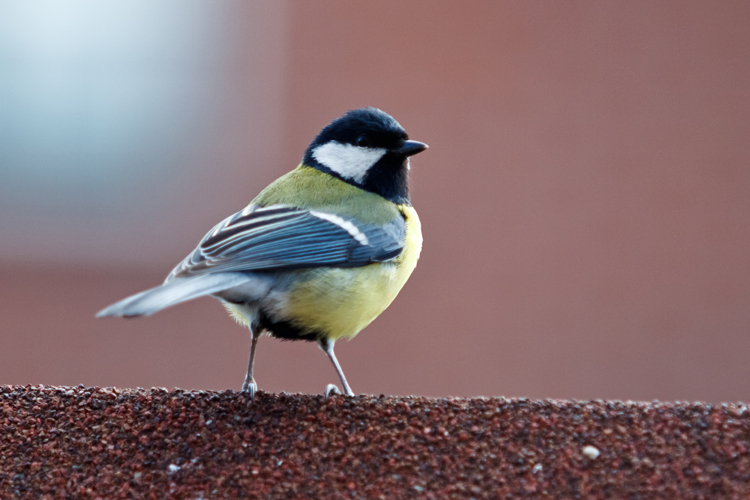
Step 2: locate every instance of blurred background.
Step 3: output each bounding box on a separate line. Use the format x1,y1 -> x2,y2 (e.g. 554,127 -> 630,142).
1,1 -> 749,402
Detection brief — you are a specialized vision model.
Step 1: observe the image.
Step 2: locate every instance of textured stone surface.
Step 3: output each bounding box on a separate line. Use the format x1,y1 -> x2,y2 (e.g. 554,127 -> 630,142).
0,385 -> 748,499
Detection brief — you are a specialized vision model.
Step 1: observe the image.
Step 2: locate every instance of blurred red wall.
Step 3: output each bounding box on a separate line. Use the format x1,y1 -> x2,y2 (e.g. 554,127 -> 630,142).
2,1 -> 749,402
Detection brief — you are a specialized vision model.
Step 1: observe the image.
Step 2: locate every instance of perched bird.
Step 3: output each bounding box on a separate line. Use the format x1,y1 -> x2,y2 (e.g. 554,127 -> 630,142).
97,107 -> 427,397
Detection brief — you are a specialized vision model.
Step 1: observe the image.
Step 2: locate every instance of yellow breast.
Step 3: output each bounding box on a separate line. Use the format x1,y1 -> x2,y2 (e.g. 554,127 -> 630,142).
283,204 -> 422,340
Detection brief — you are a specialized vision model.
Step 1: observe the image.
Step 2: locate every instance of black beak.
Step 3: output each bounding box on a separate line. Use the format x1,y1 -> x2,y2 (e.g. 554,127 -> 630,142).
397,140 -> 428,157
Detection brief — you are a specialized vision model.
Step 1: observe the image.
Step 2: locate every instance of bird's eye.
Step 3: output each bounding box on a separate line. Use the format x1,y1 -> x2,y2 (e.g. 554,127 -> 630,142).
356,135 -> 371,147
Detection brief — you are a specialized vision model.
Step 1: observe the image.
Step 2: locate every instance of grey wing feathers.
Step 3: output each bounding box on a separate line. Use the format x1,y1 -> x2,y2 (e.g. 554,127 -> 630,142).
168,205 -> 405,279
96,273 -> 251,318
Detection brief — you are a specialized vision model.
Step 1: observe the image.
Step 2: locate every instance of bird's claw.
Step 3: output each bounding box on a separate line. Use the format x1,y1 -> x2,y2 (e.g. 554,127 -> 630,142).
325,384 -> 342,400
242,379 -> 258,399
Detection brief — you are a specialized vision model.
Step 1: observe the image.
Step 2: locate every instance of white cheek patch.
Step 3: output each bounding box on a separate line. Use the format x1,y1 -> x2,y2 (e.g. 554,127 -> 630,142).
312,141 -> 387,183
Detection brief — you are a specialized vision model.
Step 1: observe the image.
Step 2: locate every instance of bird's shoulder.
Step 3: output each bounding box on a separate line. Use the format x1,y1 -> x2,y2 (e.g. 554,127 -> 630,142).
251,165 -> 401,226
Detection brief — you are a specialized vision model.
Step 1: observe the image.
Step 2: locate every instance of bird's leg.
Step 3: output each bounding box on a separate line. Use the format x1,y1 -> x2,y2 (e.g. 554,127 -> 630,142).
242,326 -> 262,398
319,338 -> 354,397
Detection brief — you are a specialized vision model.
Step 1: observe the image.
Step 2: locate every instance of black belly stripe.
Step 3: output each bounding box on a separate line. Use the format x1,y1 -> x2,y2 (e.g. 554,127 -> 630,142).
258,311 -> 323,343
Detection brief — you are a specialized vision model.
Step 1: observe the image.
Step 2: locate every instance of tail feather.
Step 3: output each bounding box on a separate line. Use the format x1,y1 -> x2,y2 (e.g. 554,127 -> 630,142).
96,273 -> 250,318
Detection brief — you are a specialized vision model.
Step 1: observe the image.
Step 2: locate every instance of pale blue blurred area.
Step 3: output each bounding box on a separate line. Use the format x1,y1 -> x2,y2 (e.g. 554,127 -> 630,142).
0,1 -> 287,267
0,1 -> 223,214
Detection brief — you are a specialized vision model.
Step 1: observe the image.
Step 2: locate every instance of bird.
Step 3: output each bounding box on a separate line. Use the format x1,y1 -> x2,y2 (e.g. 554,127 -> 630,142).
97,107 -> 427,398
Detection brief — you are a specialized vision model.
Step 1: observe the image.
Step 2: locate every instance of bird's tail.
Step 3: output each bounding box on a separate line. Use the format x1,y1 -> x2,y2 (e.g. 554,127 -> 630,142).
96,273 -> 250,318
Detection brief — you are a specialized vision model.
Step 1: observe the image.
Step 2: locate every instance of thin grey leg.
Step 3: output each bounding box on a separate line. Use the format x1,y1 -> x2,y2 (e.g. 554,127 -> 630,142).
319,338 -> 354,397
242,326 -> 262,398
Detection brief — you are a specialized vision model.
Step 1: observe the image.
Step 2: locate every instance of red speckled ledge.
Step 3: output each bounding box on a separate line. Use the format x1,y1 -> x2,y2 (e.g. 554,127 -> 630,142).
0,386 -> 748,499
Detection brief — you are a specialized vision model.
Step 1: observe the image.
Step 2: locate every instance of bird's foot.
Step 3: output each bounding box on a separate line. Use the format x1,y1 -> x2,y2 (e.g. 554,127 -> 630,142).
325,384 -> 342,400
242,379 -> 258,399
325,384 -> 354,399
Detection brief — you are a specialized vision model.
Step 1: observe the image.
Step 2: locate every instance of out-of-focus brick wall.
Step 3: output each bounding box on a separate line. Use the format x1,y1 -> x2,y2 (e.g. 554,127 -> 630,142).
2,1 -> 749,402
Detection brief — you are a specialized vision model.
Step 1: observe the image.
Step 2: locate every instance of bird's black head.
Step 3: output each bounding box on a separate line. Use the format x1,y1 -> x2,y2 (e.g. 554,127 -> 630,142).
302,107 -> 428,205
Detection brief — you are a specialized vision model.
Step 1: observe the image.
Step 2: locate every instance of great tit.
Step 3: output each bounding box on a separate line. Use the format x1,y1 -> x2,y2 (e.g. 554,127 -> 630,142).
97,107 -> 427,397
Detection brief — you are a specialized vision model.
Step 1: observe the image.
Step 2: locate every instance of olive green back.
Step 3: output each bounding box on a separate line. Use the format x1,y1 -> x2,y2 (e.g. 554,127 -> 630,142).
251,165 -> 400,225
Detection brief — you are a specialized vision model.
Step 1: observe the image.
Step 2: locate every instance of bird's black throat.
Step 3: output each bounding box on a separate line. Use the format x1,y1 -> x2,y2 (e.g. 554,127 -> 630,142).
360,153 -> 411,205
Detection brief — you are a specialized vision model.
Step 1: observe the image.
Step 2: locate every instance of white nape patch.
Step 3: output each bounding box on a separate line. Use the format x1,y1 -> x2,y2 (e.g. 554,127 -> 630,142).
312,141 -> 386,183
310,211 -> 369,245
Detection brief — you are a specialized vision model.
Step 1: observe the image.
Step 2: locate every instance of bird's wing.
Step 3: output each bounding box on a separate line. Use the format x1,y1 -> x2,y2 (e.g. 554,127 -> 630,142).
168,204 -> 405,279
